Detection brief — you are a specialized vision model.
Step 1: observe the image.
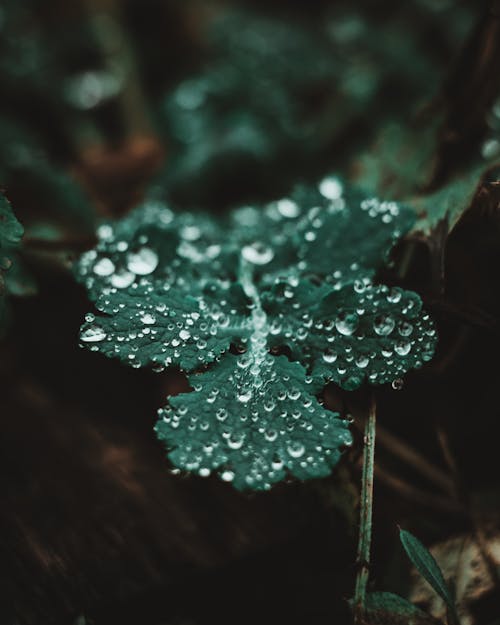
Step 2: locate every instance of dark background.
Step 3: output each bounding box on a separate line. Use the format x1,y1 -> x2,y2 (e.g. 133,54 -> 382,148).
1,1 -> 500,624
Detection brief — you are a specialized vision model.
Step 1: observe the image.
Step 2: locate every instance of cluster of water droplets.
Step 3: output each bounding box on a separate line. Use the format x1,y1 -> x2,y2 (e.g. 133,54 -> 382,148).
158,350 -> 353,490
77,174 -> 437,488
77,200 -> 229,304
80,277 -> 249,371
259,272 -> 436,390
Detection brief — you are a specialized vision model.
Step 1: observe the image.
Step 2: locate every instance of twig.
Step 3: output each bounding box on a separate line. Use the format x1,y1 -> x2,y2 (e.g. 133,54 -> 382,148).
374,423 -> 455,496
353,394 -> 376,624
353,418 -> 455,496
372,463 -> 466,517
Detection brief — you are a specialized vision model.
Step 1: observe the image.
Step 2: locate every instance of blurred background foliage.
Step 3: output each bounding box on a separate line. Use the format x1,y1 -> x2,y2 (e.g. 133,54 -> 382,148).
2,1 -> 500,624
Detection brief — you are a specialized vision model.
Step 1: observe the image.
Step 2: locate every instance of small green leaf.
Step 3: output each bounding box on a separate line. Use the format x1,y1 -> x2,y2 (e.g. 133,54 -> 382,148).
0,192 -> 24,327
400,529 -> 459,624
361,592 -> 441,625
0,192 -> 23,270
412,165 -> 490,235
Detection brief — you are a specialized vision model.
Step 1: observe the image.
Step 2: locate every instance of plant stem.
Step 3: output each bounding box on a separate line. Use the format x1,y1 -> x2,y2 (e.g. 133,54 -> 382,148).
353,394 -> 377,624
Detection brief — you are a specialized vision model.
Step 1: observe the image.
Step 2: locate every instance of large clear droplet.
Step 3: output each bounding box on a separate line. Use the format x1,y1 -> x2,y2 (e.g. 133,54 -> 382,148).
110,269 -> 135,289
241,242 -> 274,265
227,434 -> 245,450
287,441 -> 305,458
81,324 -> 107,342
93,257 -> 115,276
140,312 -> 156,325
373,314 -> 395,336
322,348 -> 338,363
221,470 -> 235,482
319,176 -> 343,200
395,341 -> 411,356
126,247 -> 159,275
335,312 -> 359,336
237,389 -> 252,403
277,198 -> 300,218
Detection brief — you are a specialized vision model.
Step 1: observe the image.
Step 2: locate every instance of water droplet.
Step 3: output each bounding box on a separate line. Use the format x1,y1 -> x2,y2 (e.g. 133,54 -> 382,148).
140,312 -> 156,325
374,314 -> 395,336
216,408 -> 227,421
97,224 -> 113,240
277,198 -> 300,218
93,257 -> 115,276
126,247 -> 158,275
481,138 -> 500,160
319,176 -> 343,200
180,225 -> 201,241
228,434 -> 245,450
335,312 -> 359,336
398,321 -> 413,337
221,470 -> 235,482
391,378 -> 404,390
355,355 -> 369,368
179,329 -> 190,341
237,389 -> 252,403
387,287 -> 402,304
242,242 -> 274,265
81,324 -> 107,342
394,341 -> 411,356
110,269 -> 135,289
287,441 -> 305,458
322,348 -> 338,363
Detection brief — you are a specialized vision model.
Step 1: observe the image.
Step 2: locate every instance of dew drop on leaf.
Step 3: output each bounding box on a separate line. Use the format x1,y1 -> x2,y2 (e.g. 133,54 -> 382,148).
335,312 -> 359,336
277,198 -> 300,218
93,257 -> 115,277
241,242 -> 274,265
287,441 -> 305,458
374,314 -> 395,336
221,470 -> 235,482
80,324 -> 107,342
110,269 -> 135,289
126,247 -> 159,275
140,312 -> 156,325
395,341 -> 411,356
392,378 -> 404,390
318,176 -> 343,200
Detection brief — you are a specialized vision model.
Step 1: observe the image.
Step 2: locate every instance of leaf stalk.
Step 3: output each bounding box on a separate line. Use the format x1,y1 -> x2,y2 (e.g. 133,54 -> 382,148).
353,394 -> 377,624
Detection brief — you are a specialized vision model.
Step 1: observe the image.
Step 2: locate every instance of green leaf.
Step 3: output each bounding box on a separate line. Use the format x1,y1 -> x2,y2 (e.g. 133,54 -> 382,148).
81,280 -> 249,371
400,529 -> 459,624
157,354 -> 352,490
411,164 -> 490,235
263,279 -> 435,390
0,193 -> 23,270
0,192 -> 24,324
78,177 -> 437,489
353,120 -> 500,237
361,592 -> 441,625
